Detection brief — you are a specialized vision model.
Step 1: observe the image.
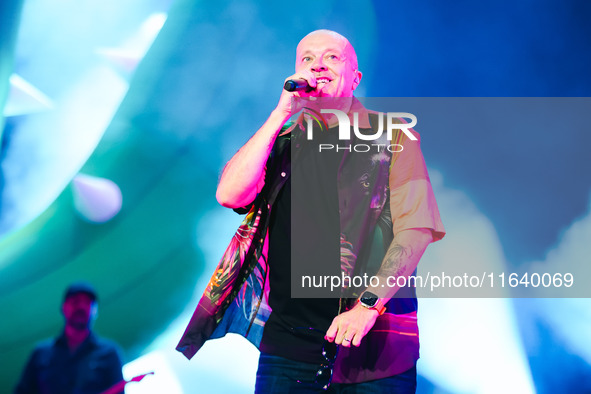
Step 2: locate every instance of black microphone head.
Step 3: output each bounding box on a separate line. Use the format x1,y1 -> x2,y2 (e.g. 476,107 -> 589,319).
284,80 -> 298,92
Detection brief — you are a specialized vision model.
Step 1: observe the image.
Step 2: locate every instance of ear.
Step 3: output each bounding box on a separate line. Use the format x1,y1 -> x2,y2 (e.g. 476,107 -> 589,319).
90,302 -> 98,322
352,70 -> 362,90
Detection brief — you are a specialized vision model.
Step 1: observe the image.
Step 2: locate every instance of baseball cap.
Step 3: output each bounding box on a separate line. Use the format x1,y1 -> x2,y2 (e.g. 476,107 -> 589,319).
64,281 -> 98,302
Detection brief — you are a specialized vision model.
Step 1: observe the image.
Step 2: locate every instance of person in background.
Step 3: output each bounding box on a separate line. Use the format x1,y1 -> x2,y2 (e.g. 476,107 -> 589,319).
15,282 -> 124,394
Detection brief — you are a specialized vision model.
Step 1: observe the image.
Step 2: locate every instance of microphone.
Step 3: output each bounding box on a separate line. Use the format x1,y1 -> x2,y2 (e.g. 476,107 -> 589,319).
284,79 -> 314,92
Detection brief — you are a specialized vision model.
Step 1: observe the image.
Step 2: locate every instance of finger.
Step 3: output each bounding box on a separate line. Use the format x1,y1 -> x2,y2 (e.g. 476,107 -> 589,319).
300,70 -> 317,88
341,333 -> 353,348
350,320 -> 373,347
325,319 -> 339,342
334,325 -> 344,345
351,332 -> 363,347
334,323 -> 350,346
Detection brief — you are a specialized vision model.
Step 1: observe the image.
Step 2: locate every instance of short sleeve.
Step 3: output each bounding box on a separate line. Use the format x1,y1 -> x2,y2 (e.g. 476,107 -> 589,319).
232,122 -> 295,215
389,130 -> 445,241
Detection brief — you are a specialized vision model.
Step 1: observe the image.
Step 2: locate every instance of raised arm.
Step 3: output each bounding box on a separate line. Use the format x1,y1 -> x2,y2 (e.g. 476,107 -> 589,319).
216,71 -> 318,209
215,109 -> 290,209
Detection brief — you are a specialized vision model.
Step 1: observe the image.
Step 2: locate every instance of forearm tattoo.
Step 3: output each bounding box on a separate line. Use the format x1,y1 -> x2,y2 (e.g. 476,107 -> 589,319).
376,241 -> 412,279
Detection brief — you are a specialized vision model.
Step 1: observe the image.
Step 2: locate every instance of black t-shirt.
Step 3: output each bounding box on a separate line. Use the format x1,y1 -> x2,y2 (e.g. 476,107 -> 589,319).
260,127 -> 344,363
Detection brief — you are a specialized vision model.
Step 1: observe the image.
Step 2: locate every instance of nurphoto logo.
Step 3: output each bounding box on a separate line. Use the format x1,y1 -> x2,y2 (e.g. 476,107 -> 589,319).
305,109 -> 418,153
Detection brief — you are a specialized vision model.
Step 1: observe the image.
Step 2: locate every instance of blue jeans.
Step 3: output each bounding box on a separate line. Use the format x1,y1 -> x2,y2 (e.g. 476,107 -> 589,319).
255,352 -> 417,393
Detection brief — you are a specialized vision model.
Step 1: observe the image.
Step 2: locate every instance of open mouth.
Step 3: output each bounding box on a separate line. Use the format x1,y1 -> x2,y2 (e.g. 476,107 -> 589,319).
316,77 -> 332,86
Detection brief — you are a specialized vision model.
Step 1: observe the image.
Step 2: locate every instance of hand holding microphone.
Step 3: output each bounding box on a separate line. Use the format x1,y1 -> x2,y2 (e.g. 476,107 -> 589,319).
275,72 -> 316,117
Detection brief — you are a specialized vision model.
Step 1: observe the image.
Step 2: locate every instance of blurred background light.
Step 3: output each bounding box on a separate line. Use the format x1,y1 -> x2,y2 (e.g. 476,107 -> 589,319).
72,174 -> 123,223
3,74 -> 53,117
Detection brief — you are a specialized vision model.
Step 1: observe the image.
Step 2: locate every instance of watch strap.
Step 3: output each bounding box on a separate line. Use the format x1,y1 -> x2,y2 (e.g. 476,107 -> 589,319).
358,293 -> 387,315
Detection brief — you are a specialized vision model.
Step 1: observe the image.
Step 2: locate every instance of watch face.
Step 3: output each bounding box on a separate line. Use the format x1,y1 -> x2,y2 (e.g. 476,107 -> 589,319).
360,291 -> 379,307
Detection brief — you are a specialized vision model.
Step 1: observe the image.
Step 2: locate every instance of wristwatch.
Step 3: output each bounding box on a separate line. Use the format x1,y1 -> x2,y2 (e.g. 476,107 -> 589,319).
358,291 -> 387,315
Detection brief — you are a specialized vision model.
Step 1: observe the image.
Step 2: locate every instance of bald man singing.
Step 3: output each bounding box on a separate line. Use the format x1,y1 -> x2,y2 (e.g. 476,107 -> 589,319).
177,30 -> 445,393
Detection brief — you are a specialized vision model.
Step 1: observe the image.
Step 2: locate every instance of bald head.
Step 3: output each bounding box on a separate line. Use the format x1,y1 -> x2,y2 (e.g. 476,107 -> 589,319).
297,30 -> 358,69
294,30 -> 362,97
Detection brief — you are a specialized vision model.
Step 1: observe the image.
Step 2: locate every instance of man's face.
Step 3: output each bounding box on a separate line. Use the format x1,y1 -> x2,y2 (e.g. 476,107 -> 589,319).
295,32 -> 361,98
62,293 -> 95,330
